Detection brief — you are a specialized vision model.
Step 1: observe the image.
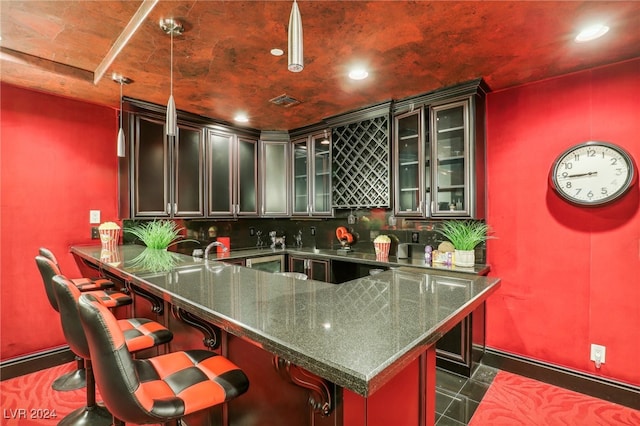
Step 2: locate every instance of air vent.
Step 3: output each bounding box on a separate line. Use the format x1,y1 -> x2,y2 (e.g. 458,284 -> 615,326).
269,94 -> 301,107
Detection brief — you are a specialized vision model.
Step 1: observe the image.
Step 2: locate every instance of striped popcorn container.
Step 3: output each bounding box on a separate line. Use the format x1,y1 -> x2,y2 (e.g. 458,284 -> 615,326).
374,241 -> 391,260
99,222 -> 121,252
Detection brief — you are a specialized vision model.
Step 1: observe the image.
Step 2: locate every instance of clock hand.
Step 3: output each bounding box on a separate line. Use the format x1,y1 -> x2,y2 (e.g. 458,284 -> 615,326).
566,171 -> 598,178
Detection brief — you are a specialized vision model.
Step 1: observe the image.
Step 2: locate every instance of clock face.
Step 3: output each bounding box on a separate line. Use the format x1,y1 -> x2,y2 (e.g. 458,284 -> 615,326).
551,142 -> 635,206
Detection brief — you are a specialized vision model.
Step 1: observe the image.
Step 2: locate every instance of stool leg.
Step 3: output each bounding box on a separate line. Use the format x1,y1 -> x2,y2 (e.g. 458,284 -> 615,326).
52,356 -> 86,391
58,359 -> 112,426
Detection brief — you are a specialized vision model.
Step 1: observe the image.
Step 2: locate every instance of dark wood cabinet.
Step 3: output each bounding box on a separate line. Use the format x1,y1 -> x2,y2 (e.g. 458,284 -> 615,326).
289,256 -> 330,282
133,115 -> 204,218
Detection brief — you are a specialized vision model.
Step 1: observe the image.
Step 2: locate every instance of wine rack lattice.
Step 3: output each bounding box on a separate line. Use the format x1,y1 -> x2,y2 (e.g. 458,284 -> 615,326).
332,115 -> 390,208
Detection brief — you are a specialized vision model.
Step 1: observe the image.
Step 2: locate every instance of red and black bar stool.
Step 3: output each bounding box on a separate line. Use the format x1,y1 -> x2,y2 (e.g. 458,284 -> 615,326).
39,247 -> 115,291
52,275 -> 174,426
35,255 -> 132,391
78,292 -> 250,426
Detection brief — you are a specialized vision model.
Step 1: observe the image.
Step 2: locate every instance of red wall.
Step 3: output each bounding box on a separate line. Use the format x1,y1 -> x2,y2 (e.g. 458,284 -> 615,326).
1,84 -> 119,359
485,59 -> 640,386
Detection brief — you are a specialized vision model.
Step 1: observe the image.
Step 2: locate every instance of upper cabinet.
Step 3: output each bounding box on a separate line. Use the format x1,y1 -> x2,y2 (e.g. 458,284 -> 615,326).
259,134 -> 290,217
207,129 -> 258,217
291,131 -> 333,217
132,115 -> 205,218
393,79 -> 488,219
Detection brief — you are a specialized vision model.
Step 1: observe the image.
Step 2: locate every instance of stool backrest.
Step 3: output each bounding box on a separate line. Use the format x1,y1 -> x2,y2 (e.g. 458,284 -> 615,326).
51,275 -> 90,359
78,293 -> 145,423
39,247 -> 60,267
35,255 -> 63,311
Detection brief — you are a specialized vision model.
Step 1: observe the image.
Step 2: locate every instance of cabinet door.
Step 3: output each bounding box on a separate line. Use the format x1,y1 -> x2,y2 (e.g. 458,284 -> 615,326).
236,137 -> 258,216
207,129 -> 234,216
394,109 -> 425,216
431,101 -> 470,217
134,116 -> 170,217
308,259 -> 329,282
311,133 -> 332,215
292,138 -> 310,215
260,140 -> 289,216
174,125 -> 205,217
289,257 -> 307,274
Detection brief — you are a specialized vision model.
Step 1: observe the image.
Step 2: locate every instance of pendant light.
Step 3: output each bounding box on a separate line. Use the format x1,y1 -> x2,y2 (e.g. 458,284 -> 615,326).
160,18 -> 184,136
288,0 -> 303,72
112,73 -> 131,157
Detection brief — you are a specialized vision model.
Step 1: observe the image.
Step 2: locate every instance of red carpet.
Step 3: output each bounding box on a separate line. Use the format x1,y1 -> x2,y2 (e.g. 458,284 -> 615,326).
0,362 -> 161,426
469,371 -> 640,426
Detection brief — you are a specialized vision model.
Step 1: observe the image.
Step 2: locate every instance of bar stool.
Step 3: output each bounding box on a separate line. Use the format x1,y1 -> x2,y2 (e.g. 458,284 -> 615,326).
39,247 -> 115,291
35,255 -> 132,391
52,275 -> 174,426
78,292 -> 250,426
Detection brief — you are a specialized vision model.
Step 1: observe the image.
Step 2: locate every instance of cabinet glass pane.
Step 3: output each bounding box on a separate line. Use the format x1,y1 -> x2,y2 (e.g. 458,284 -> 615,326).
293,141 -> 309,214
237,138 -> 257,213
136,117 -> 168,215
313,137 -> 331,213
434,104 -> 467,214
289,257 -> 306,274
263,142 -> 288,215
175,126 -> 203,215
310,260 -> 328,282
208,132 -> 232,213
396,112 -> 420,212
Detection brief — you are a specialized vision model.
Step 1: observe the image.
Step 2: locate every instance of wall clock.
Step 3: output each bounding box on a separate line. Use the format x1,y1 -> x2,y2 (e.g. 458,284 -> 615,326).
550,141 -> 636,206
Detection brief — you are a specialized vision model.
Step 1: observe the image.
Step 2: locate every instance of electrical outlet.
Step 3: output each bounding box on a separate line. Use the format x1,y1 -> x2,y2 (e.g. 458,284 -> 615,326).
590,343 -> 606,365
411,232 -> 419,243
310,226 -> 316,236
249,227 -> 255,236
89,210 -> 101,224
91,227 -> 100,239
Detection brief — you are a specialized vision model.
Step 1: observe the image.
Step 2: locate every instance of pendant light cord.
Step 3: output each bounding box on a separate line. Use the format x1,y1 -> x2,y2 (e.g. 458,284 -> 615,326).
170,27 -> 173,97
119,80 -> 123,129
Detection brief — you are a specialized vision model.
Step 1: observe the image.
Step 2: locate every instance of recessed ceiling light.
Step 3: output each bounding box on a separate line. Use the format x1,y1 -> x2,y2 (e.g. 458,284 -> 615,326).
575,24 -> 609,43
348,68 -> 369,80
270,48 -> 284,56
234,113 -> 249,123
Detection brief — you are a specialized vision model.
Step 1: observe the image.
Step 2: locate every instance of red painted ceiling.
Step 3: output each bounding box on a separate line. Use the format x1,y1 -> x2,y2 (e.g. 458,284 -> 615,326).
1,1 -> 639,130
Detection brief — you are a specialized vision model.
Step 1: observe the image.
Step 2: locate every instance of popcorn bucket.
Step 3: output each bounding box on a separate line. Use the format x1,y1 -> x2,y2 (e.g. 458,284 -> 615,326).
99,225 -> 121,252
100,248 -> 121,267
374,242 -> 391,260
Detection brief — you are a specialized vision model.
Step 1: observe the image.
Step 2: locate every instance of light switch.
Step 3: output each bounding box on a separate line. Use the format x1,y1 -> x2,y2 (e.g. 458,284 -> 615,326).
89,210 -> 101,224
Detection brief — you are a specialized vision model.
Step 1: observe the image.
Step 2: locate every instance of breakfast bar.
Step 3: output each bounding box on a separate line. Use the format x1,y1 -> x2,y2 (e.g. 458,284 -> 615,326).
71,244 -> 501,426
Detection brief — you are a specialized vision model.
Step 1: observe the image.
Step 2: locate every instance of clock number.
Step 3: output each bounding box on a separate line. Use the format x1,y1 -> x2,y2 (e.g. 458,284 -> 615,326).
587,190 -> 594,199
601,187 -> 608,195
587,149 -> 596,157
564,162 -> 573,170
573,154 -> 580,162
615,168 -> 623,176
565,181 -> 572,189
610,158 -> 618,165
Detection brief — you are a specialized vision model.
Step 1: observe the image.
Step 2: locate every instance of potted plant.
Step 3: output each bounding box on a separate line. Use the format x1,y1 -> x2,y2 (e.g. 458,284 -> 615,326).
435,220 -> 493,267
124,220 -> 197,250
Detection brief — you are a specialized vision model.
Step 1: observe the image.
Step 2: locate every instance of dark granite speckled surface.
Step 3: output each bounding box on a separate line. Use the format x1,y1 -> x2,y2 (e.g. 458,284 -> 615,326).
71,244 -> 500,397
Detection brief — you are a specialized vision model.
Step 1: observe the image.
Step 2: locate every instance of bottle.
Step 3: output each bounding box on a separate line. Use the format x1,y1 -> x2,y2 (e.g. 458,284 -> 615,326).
424,245 -> 432,264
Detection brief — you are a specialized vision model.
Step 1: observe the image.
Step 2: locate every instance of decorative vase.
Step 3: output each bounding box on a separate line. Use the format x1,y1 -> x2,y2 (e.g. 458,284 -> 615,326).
454,249 -> 475,267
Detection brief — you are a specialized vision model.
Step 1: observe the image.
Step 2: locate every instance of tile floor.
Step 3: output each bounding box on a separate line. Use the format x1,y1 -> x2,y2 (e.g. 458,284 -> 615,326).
435,364 -> 499,425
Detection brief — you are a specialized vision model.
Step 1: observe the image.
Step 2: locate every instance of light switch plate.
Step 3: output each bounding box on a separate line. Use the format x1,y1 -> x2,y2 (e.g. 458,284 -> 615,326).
89,210 -> 101,224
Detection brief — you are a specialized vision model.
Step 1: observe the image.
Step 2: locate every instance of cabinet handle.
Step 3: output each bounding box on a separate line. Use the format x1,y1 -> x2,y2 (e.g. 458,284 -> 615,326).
166,203 -> 171,214
430,201 -> 435,214
174,203 -> 178,214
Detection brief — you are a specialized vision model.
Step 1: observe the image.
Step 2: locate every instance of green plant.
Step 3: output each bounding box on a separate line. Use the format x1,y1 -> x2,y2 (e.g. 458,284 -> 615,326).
128,247 -> 181,272
124,220 -> 196,249
435,220 -> 493,251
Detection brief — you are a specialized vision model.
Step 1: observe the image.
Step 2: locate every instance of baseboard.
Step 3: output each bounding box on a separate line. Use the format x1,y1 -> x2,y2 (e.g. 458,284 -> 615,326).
0,346 -> 74,381
482,347 -> 640,410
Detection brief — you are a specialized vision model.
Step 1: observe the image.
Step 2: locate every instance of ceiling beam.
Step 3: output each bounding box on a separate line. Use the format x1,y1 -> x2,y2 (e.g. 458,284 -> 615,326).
0,47 -> 94,82
93,0 -> 159,85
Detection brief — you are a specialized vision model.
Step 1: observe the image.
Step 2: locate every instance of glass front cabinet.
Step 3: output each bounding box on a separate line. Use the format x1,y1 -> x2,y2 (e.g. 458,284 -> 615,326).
291,131 -> 333,217
393,81 -> 486,219
206,129 -> 258,217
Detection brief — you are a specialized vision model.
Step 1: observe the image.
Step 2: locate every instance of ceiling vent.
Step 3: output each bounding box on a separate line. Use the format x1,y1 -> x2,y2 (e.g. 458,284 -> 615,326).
269,94 -> 301,107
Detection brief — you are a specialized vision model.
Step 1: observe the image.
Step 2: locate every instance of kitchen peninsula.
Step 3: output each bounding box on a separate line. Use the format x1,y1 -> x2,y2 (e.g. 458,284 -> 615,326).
72,244 -> 501,426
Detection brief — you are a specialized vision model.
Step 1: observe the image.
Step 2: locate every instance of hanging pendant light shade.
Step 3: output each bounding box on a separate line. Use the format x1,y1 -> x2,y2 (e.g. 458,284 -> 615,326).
112,73 -> 131,157
160,18 -> 184,136
288,0 -> 303,72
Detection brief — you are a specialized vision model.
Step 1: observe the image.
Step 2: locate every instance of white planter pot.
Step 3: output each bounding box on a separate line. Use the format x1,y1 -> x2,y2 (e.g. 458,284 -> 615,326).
454,249 -> 475,267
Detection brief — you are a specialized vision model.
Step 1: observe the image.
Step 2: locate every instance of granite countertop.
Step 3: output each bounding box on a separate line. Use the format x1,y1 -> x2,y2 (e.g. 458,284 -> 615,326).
182,245 -> 490,275
71,244 -> 500,397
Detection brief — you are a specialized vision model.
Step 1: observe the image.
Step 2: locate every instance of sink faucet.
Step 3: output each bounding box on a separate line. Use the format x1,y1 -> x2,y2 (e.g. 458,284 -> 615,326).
204,241 -> 228,259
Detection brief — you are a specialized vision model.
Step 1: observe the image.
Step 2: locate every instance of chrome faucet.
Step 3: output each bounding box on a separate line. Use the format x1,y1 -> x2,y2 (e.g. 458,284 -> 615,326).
204,241 -> 228,259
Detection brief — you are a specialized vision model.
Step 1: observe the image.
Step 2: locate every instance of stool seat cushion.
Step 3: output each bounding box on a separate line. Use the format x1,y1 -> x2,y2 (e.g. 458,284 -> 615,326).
72,277 -> 115,291
92,290 -> 132,308
118,318 -> 173,353
134,350 -> 249,417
